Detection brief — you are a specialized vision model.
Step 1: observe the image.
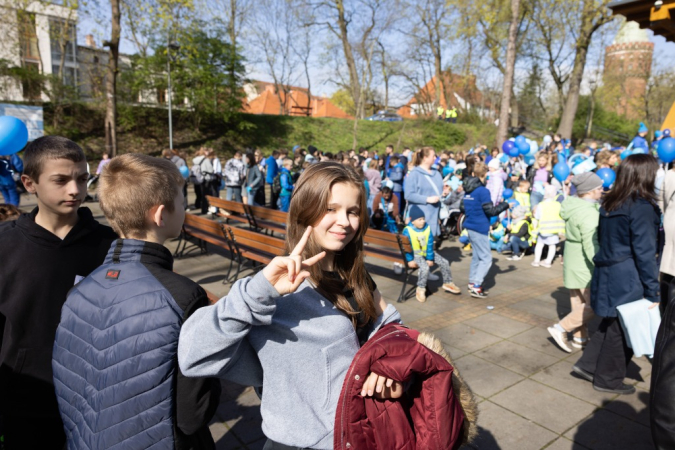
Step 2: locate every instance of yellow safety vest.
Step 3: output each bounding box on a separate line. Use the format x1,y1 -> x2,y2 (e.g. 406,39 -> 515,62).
513,191 -> 531,211
512,219 -> 534,246
437,107 -> 444,116
445,109 -> 453,118
536,200 -> 565,235
406,225 -> 431,257
450,108 -> 458,118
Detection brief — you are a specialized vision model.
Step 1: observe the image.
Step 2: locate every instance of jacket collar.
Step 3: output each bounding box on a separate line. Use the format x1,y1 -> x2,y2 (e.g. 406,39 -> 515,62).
15,206 -> 100,248
103,238 -> 173,271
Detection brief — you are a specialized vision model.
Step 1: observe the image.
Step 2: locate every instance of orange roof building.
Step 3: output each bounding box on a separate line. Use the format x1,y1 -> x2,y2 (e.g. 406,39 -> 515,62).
397,72 -> 493,119
243,81 -> 353,119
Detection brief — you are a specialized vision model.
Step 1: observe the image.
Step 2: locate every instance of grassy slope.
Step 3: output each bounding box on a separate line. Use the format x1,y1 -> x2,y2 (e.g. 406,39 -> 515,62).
46,103 -> 496,158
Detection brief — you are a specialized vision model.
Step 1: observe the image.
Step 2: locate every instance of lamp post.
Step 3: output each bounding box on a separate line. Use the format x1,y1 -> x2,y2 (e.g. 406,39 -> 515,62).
167,41 -> 180,150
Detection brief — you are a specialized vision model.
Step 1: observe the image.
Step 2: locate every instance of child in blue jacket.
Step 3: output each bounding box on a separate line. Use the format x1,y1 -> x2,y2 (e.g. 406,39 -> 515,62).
403,205 -> 461,302
460,162 -> 509,298
278,158 -> 294,212
0,153 -> 23,206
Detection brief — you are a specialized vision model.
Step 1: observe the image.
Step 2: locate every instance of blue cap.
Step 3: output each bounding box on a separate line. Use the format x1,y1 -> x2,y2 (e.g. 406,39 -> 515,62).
408,205 -> 425,222
638,122 -> 648,134
655,130 -> 663,139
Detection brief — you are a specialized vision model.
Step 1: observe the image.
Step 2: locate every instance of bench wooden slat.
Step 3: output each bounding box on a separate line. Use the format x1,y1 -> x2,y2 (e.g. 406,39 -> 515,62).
206,196 -> 250,224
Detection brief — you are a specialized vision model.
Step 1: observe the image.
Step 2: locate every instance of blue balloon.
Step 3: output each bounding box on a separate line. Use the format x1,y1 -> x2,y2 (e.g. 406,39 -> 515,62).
658,137 -> 675,163
506,143 -> 520,157
179,165 -> 190,179
620,148 -> 632,160
516,140 -> 530,155
501,219 -> 510,228
515,135 -> 527,146
502,140 -> 515,154
524,155 -> 535,165
508,200 -> 520,209
596,167 -> 616,188
553,161 -> 570,182
528,141 -> 538,156
490,216 -> 498,225
0,116 -> 29,156
503,188 -> 513,199
665,129 -> 671,137
499,154 -> 509,164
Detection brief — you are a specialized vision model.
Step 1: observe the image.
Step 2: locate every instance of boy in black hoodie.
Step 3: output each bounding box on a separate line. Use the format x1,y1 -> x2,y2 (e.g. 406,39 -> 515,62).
0,136 -> 117,449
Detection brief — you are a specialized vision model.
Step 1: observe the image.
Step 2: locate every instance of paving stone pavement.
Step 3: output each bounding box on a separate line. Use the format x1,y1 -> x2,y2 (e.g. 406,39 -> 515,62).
25,192 -> 653,450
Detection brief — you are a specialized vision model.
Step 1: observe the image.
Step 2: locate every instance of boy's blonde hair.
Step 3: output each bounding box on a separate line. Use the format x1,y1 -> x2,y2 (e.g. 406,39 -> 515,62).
473,161 -> 487,179
98,154 -> 184,237
518,179 -> 531,190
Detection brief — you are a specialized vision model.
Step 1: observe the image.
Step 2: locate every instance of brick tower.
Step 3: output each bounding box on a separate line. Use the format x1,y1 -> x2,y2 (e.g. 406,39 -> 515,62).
602,20 -> 654,119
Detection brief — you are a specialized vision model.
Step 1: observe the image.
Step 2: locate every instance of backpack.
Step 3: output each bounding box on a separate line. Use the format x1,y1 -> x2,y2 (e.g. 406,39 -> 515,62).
272,173 -> 283,195
190,157 -> 205,184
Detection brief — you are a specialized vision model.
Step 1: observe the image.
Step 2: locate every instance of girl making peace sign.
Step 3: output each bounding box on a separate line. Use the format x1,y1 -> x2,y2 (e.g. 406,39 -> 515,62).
178,162 -> 402,449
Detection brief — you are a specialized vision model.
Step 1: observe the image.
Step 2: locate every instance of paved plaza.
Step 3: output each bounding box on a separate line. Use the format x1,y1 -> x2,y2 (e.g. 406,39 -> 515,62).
25,195 -> 655,450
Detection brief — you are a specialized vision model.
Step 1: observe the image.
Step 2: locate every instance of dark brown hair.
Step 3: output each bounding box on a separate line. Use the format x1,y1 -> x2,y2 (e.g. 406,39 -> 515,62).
245,151 -> 256,168
285,162 -> 376,327
23,136 -> 85,181
602,154 -> 658,212
413,146 -> 435,166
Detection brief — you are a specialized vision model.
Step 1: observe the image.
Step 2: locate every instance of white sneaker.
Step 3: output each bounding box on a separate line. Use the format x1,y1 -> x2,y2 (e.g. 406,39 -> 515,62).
547,326 -> 572,353
571,337 -> 588,349
531,261 -> 540,267
540,261 -> 552,268
507,254 -> 523,261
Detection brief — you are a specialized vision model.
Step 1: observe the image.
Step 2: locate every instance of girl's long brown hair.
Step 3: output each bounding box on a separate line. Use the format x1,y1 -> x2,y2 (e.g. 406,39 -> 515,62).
602,154 -> 658,212
413,146 -> 435,166
285,162 -> 377,327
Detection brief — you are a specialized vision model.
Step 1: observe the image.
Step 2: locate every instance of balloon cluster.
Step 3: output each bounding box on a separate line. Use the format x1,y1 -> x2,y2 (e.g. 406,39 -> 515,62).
502,135 -> 537,158
0,116 -> 29,156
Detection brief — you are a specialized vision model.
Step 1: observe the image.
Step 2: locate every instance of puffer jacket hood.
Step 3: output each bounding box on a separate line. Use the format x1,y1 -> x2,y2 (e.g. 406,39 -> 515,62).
334,324 -> 478,450
462,176 -> 483,195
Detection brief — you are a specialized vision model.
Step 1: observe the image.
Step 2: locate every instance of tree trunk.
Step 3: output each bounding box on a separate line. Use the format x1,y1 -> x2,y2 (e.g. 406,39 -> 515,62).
495,0 -> 520,147
557,39 -> 590,139
335,0 -> 362,118
510,87 -> 519,128
104,0 -> 121,156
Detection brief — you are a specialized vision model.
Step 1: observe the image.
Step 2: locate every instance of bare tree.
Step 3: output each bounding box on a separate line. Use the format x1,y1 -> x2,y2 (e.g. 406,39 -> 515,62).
556,0 -> 612,139
495,0 -> 520,146
104,0 -> 121,156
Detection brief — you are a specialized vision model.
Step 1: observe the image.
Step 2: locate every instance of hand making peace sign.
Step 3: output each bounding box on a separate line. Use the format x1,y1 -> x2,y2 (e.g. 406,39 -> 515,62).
262,226 -> 326,295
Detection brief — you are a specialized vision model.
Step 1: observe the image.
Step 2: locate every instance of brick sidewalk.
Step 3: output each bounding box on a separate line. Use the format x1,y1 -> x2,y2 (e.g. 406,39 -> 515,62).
21,192 -> 651,450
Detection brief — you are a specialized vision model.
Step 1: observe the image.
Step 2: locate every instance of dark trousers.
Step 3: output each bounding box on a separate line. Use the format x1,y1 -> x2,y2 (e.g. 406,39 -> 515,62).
201,180 -> 219,214
194,183 -> 203,210
2,414 -> 65,449
660,273 -> 675,316
508,236 -> 529,255
576,316 -> 633,389
255,186 -> 266,207
269,184 -> 279,210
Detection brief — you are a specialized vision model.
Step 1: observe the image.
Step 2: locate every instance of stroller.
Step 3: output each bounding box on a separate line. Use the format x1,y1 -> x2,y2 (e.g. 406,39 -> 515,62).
437,210 -> 464,249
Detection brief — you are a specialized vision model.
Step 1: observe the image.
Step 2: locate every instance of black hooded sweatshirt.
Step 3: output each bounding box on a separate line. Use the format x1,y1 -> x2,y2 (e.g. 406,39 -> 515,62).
0,207 -> 117,417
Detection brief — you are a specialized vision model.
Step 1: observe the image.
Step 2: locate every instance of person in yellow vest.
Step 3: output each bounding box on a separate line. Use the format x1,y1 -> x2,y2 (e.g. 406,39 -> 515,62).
437,106 -> 445,121
504,205 -> 533,261
513,180 -> 531,212
531,185 -> 565,268
449,107 -> 458,123
403,205 -> 461,302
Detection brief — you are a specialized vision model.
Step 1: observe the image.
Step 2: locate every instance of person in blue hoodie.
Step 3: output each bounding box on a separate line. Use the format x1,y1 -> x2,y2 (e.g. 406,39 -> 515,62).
402,205 -> 461,302
403,147 -> 444,237
278,158 -> 294,212
460,161 -> 509,298
387,154 -> 405,205
0,153 -> 23,206
630,122 -> 650,154
266,150 -> 280,209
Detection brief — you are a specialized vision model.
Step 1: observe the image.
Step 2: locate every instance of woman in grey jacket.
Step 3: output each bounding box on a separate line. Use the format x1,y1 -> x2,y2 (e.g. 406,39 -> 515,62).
244,151 -> 264,206
178,162 -> 402,449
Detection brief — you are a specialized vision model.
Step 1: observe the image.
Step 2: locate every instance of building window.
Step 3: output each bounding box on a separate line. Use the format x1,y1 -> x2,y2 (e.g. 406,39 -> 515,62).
18,12 -> 39,63
49,18 -> 77,65
157,88 -> 166,104
22,62 -> 42,100
52,65 -> 78,88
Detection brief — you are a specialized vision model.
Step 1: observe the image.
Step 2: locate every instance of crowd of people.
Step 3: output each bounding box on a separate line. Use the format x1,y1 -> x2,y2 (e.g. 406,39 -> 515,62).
0,124 -> 674,449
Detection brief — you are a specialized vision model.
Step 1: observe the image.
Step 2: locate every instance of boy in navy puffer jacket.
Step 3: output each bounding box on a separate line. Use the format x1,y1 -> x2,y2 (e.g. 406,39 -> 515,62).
52,154 -> 221,450
460,162 -> 509,298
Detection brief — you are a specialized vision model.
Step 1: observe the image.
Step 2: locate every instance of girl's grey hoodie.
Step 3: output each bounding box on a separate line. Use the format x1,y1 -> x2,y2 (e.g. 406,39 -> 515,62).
177,271 -> 401,449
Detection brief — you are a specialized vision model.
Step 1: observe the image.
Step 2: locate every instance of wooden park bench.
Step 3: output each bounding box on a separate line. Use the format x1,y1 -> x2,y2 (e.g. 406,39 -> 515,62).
223,224 -> 286,282
363,228 -> 416,302
175,213 -> 236,281
205,196 -> 254,228
245,204 -> 287,237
